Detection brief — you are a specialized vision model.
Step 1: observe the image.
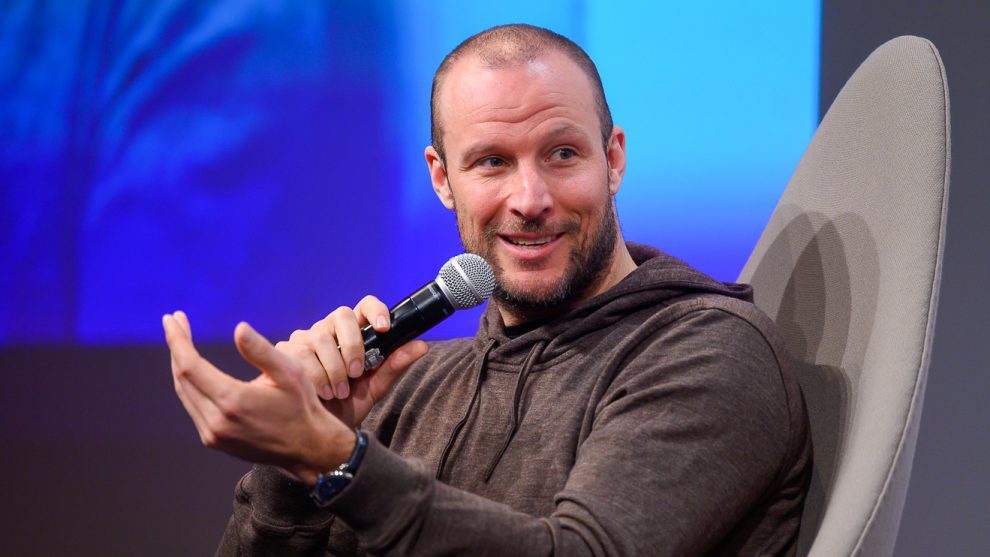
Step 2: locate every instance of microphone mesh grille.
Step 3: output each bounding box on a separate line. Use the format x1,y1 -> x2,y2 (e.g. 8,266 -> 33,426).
438,254 -> 495,310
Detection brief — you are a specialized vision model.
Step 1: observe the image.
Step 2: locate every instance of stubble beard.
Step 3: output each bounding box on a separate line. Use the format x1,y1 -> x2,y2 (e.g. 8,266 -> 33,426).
455,190 -> 619,321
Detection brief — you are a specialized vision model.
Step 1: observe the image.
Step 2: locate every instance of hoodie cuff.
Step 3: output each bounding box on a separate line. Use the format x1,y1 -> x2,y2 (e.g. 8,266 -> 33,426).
326,433 -> 432,547
237,464 -> 334,529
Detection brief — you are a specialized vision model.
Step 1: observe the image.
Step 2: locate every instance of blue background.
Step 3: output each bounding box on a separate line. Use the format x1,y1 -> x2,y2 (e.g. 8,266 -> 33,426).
0,1 -> 819,345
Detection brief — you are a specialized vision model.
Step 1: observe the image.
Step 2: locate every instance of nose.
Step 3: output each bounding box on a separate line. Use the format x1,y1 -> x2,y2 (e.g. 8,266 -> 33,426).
506,162 -> 552,220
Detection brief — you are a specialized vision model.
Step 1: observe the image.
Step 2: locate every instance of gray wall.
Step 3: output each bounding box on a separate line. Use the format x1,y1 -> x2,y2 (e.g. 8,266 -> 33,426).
819,1 -> 990,555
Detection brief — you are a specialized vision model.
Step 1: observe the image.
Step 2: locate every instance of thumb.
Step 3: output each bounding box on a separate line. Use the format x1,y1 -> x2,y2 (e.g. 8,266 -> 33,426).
234,322 -> 297,384
367,340 -> 428,401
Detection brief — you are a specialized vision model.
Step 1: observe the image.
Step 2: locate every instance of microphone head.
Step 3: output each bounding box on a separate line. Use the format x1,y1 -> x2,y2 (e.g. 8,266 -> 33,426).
436,253 -> 495,310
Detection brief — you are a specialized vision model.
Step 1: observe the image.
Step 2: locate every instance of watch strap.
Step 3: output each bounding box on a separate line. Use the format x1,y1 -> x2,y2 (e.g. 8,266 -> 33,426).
310,428 -> 368,507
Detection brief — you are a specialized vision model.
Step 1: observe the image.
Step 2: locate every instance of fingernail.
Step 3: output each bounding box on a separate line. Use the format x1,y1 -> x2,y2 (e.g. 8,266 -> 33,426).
321,385 -> 334,399
335,381 -> 350,399
349,360 -> 363,378
376,316 -> 388,329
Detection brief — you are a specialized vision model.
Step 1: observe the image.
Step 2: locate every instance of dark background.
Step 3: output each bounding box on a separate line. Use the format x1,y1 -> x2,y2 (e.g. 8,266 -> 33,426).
1,1 -> 987,555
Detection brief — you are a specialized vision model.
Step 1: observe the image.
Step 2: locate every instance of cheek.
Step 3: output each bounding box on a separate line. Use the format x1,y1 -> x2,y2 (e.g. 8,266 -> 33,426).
557,177 -> 610,218
451,186 -> 503,228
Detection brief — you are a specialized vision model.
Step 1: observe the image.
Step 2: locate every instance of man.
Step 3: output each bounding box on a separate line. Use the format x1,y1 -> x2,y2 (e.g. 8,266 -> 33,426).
165,24 -> 811,556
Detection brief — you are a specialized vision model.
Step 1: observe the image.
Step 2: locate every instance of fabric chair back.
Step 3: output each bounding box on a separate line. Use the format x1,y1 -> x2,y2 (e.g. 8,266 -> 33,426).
738,35 -> 950,556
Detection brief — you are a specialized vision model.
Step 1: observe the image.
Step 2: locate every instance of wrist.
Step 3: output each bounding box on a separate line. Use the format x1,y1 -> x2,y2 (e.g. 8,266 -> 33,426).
310,429 -> 369,507
294,424 -> 357,486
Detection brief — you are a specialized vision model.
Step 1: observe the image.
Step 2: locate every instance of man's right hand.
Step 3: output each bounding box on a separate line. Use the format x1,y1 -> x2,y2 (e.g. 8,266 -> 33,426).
276,295 -> 428,427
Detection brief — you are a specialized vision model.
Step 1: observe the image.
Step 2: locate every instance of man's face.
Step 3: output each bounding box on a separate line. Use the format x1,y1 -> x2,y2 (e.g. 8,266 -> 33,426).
426,50 -> 626,319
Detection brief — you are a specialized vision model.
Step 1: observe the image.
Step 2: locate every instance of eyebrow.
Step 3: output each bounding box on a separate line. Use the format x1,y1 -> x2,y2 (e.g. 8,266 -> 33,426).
457,124 -> 587,167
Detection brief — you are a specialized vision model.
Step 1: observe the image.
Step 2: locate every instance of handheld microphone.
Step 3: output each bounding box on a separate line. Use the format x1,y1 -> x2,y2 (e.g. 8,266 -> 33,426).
361,253 -> 495,369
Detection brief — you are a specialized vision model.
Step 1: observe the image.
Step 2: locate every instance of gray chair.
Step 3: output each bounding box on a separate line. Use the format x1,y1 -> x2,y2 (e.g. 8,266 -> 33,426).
738,36 -> 950,556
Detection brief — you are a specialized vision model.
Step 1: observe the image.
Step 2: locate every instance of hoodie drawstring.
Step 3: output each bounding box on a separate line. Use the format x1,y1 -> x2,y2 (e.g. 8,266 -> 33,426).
483,339 -> 545,482
435,338 -> 497,481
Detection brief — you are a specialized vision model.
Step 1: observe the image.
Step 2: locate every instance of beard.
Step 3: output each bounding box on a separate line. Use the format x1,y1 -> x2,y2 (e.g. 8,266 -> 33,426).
455,190 -> 619,319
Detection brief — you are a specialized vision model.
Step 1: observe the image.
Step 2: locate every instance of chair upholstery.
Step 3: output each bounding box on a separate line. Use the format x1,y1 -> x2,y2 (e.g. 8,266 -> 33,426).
738,36 -> 950,556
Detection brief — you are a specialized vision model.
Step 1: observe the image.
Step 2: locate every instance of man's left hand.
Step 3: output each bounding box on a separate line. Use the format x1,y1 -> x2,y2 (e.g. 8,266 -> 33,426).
164,311 -> 355,485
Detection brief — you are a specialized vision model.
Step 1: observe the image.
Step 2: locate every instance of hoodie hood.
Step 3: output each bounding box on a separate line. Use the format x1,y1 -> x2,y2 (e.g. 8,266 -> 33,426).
473,242 -> 753,366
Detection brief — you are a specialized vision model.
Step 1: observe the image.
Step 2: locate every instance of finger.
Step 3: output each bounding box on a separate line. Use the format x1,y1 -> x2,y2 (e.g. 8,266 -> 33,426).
173,310 -> 192,339
277,339 -> 335,401
165,314 -> 208,432
165,314 -> 239,401
330,308 -> 366,380
365,340 -> 428,402
305,324 -> 350,400
164,314 -> 224,441
166,311 -> 192,376
173,372 -> 209,432
354,295 -> 391,332
234,321 -> 301,386
174,370 -> 227,447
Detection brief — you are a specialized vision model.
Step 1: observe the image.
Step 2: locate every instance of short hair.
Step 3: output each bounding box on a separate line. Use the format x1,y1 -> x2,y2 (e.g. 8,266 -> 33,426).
430,24 -> 613,164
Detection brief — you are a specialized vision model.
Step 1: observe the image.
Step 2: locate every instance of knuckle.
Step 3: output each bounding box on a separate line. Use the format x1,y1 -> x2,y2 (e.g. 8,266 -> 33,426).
289,329 -> 306,342
215,391 -> 241,418
289,345 -> 308,358
320,360 -> 342,380
306,369 -> 330,390
311,320 -> 332,337
220,402 -> 242,423
174,363 -> 193,380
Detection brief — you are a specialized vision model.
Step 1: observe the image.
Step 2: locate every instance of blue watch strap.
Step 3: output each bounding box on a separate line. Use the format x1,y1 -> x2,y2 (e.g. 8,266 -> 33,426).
310,429 -> 368,507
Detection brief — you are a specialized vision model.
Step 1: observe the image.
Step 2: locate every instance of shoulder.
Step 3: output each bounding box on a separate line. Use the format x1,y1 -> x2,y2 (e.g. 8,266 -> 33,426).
606,298 -> 807,461
616,302 -> 783,388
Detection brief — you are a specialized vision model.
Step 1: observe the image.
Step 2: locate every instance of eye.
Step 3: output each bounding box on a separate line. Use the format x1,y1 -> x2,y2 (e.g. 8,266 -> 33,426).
551,147 -> 576,161
477,156 -> 506,169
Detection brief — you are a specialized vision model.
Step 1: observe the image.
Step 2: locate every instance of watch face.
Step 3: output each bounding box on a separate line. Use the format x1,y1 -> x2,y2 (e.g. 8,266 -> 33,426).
316,470 -> 354,502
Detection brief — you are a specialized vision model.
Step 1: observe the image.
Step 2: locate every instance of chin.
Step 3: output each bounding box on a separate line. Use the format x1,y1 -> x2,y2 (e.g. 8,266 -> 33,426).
493,271 -> 574,310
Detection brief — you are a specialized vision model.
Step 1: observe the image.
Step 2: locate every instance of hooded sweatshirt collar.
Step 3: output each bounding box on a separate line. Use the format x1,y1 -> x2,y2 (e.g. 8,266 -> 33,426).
473,242 -> 754,368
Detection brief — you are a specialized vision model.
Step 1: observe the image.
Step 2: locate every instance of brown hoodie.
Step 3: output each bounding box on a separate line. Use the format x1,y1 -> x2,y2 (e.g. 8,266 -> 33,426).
218,244 -> 812,556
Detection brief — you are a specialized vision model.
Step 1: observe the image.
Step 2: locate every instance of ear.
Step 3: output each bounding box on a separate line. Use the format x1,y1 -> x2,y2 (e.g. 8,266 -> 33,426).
605,126 -> 626,196
425,146 -> 455,210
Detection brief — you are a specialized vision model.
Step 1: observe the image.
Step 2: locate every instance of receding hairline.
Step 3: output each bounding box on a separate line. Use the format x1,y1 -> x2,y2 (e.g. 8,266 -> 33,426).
430,24 -> 613,163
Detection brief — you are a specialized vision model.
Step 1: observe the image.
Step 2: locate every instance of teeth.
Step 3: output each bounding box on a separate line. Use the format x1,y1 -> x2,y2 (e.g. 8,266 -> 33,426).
510,236 -> 554,246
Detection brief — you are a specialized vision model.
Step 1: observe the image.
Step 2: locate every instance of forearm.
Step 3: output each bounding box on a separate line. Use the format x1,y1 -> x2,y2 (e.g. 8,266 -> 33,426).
327,437 -> 575,557
217,437 -> 598,557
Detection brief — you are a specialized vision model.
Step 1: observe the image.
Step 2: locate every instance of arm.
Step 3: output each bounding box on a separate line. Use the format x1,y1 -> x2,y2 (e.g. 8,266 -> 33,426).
222,310 -> 800,556
162,308 -> 426,556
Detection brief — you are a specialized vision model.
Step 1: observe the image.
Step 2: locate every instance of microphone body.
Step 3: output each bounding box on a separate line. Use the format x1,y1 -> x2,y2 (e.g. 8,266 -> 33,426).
358,254 -> 494,369
360,281 -> 454,368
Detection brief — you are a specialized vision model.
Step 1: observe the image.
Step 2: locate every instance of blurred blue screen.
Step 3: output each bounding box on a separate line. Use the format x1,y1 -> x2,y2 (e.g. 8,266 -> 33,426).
0,1 -> 819,345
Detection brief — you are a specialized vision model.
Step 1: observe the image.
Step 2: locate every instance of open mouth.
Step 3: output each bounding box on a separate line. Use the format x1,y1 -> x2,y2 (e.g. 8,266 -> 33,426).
504,235 -> 558,247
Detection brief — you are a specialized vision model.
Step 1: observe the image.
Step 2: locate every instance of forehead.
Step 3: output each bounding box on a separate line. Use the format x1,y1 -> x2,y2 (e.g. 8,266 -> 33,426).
436,50 -> 600,150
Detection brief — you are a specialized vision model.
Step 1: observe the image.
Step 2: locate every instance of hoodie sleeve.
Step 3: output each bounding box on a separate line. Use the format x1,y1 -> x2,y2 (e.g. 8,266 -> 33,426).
218,308 -> 808,556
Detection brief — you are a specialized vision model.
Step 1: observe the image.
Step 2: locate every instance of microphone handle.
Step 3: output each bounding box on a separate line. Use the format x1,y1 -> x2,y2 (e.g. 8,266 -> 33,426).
360,281 -> 455,369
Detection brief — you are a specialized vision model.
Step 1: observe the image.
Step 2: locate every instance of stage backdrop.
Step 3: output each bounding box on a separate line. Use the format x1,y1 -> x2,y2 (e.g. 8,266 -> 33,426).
0,2 -> 824,555
0,0 -> 819,346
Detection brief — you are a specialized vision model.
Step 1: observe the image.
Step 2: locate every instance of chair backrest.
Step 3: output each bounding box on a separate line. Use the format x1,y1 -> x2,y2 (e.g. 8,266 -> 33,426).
738,36 -> 950,556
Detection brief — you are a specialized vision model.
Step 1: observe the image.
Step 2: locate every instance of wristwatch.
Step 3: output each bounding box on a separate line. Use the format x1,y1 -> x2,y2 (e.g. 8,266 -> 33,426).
310,429 -> 368,507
